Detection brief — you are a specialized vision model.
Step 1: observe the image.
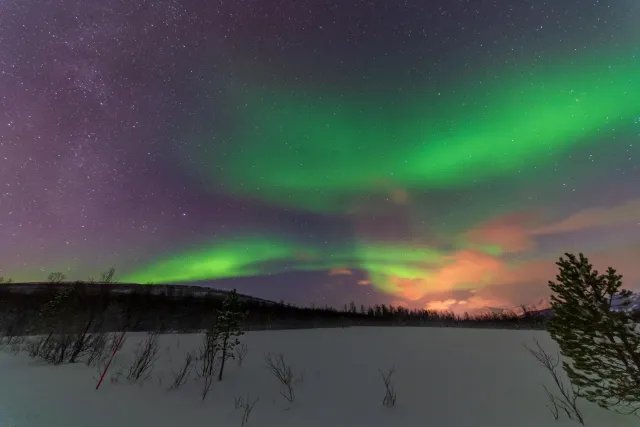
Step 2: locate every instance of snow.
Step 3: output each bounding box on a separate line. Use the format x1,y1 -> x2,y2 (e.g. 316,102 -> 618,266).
0,327 -> 635,427
612,292 -> 640,312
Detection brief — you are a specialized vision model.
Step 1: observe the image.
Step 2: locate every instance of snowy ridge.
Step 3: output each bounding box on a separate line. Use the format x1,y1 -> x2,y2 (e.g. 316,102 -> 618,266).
510,291 -> 640,317
611,291 -> 640,312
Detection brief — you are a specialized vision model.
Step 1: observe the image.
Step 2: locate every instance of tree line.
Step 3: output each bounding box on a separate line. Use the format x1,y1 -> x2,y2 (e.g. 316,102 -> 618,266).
0,277 -> 549,336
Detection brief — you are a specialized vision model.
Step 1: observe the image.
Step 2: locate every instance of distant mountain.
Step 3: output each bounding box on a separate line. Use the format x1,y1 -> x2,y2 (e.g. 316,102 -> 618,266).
0,282 -> 279,306
479,298 -> 552,317
516,291 -> 640,319
611,292 -> 640,312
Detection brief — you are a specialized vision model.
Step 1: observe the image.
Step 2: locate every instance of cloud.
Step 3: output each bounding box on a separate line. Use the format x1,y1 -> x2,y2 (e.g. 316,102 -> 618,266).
464,211 -> 539,253
392,277 -> 430,301
532,198 -> 640,235
357,279 -> 371,286
377,253 -> 555,312
359,200 -> 640,312
378,249 -> 506,301
296,251 -> 316,261
435,250 -> 504,289
424,293 -> 520,314
460,295 -> 514,312
328,267 -> 353,276
425,299 -> 458,311
463,199 -> 640,255
391,188 -> 410,204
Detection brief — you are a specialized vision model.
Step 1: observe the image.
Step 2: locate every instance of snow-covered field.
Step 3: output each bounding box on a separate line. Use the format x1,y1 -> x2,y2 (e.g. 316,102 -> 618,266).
0,327 -> 634,427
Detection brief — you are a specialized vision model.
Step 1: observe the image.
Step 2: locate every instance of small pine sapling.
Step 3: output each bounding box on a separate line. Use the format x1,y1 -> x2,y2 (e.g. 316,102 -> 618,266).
216,289 -> 245,381
547,253 -> 640,416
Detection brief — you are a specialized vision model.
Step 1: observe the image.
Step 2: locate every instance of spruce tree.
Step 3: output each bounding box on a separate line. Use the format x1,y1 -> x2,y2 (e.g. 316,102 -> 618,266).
547,252 -> 640,415
216,289 -> 245,381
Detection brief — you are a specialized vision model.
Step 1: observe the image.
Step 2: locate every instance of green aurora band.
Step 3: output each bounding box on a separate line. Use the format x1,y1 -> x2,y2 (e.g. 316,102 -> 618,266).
121,236 -> 458,294
196,51 -> 640,213
126,49 -> 640,291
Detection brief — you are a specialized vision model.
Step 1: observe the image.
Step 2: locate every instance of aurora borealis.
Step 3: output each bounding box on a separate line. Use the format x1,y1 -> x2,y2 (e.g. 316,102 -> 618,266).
1,0 -> 640,313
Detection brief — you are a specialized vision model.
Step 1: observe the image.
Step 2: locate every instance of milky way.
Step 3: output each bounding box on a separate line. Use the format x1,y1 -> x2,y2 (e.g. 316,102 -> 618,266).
2,0 -> 640,312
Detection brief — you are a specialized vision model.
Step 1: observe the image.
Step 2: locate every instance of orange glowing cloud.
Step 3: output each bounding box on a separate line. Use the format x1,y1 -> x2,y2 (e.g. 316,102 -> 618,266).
391,188 -> 410,204
328,267 -> 353,276
383,249 -> 506,301
464,211 -> 539,253
424,294 -> 517,314
425,299 -> 458,311
392,277 -> 429,301
532,198 -> 640,235
460,295 -> 514,312
357,199 -> 640,312
434,250 -> 504,290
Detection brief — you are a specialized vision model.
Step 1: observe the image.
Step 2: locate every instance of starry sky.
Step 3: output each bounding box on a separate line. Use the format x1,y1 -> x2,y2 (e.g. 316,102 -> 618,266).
1,0 -> 640,312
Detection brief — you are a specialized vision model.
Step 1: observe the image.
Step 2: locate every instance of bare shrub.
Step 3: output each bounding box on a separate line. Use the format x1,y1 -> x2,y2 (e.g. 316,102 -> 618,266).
234,395 -> 243,409
168,352 -> 193,391
234,393 -> 259,426
66,321 -> 100,364
0,309 -> 29,340
235,343 -> 248,367
85,332 -> 111,367
379,367 -> 397,407
156,371 -> 165,387
5,335 -> 25,355
100,267 -> 116,283
32,328 -> 106,365
25,334 -> 50,360
525,339 -> 584,425
196,331 -> 221,400
47,272 -> 66,283
126,332 -> 160,384
265,352 -> 295,403
108,331 -> 127,353
110,362 -> 125,384
0,335 -> 12,350
38,334 -> 76,365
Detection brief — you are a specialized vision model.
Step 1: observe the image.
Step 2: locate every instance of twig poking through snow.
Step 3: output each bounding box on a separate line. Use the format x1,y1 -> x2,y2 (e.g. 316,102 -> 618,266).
379,367 -> 397,407
110,362 -> 125,384
3,335 -> 25,355
234,394 -> 259,426
235,343 -> 248,367
524,338 -> 585,425
265,352 -> 295,403
196,330 -> 221,400
126,332 -> 159,384
167,352 -> 193,391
